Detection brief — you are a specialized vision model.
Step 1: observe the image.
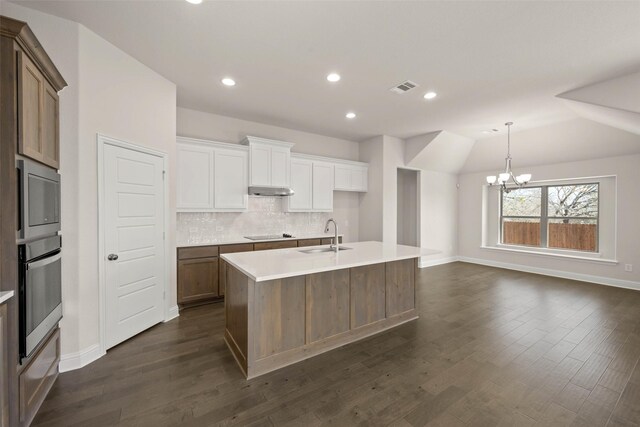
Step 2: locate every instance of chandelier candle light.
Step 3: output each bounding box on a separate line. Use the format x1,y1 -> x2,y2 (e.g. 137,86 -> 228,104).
486,122 -> 532,193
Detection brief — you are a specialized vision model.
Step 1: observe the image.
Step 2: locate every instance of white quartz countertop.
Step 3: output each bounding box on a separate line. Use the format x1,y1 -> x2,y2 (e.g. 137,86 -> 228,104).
177,233 -> 342,247
0,290 -> 14,304
221,241 -> 440,282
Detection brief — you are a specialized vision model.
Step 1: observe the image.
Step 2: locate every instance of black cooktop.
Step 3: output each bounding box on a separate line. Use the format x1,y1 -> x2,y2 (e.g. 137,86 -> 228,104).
244,233 -> 294,241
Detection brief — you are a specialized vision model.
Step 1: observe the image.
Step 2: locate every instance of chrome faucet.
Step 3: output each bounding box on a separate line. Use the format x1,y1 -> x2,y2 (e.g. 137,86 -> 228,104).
324,218 -> 339,252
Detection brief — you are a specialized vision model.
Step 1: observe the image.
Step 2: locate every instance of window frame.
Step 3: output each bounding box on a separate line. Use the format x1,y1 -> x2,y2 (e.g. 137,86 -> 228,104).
500,182 -> 600,253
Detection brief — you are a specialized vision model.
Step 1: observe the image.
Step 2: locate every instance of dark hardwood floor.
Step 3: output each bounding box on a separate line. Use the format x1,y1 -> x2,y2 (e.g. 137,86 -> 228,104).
33,262 -> 640,426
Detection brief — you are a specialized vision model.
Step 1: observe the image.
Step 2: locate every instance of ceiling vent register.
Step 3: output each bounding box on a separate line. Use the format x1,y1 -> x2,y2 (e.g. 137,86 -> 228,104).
390,80 -> 419,94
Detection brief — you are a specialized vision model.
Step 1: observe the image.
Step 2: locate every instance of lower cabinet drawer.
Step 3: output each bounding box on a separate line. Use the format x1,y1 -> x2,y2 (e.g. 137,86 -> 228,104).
254,240 -> 298,251
20,328 -> 60,426
297,239 -> 321,247
321,236 -> 343,245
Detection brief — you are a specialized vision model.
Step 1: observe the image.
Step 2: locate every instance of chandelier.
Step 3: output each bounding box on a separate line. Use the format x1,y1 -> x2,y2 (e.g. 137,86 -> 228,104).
486,122 -> 531,193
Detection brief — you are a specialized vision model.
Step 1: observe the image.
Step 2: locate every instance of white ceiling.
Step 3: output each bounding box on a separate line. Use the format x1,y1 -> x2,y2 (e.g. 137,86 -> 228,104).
461,118 -> 640,173
11,0 -> 640,141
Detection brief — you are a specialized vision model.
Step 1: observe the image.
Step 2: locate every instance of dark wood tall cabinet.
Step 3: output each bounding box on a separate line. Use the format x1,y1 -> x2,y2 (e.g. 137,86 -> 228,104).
1,16 -> 67,427
0,303 -> 8,427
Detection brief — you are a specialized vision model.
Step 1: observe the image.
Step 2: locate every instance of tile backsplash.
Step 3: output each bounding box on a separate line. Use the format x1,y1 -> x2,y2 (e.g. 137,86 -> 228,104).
177,196 -> 342,245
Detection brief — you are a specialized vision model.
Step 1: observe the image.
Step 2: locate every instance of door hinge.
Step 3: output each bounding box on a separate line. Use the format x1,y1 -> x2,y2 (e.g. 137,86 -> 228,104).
162,170 -> 166,180
163,291 -> 166,300
163,231 -> 165,240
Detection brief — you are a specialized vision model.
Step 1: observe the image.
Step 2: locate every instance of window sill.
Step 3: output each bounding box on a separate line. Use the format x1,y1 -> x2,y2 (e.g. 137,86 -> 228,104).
481,245 -> 618,265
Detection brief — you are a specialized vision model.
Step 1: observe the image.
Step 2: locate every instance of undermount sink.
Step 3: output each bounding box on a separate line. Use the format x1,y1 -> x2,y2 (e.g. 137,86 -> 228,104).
299,246 -> 352,254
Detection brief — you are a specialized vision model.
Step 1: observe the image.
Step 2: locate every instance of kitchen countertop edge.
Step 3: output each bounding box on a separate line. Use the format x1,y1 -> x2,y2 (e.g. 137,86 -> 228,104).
222,241 -> 440,282
0,290 -> 15,305
177,234 -> 344,248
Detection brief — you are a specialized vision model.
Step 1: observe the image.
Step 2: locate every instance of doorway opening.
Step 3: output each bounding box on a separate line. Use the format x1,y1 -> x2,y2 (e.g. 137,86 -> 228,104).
397,168 -> 420,246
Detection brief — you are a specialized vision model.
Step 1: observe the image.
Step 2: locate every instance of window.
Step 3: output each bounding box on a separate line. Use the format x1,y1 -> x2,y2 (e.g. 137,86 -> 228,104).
501,184 -> 599,252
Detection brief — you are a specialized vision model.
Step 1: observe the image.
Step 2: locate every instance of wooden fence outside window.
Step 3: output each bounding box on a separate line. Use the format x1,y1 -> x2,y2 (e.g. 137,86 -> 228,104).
502,222 -> 596,252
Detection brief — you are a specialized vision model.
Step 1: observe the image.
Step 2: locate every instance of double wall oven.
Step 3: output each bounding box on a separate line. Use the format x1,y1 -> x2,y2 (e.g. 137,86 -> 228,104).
17,158 -> 62,360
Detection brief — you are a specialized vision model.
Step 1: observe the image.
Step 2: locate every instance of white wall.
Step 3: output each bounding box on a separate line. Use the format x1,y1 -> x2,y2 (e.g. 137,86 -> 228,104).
358,135 -> 459,265
77,26 -> 177,354
420,171 -> 459,265
382,136 -> 405,243
177,107 -> 359,160
358,136 -> 384,241
458,154 -> 640,287
1,4 -> 177,362
177,107 -> 361,242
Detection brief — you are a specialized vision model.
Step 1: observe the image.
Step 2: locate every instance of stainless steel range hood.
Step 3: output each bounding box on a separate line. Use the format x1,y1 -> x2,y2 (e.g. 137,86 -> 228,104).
248,186 -> 295,197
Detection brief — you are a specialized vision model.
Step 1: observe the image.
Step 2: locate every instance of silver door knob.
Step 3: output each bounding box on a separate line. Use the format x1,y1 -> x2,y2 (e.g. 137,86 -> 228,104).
107,254 -> 119,261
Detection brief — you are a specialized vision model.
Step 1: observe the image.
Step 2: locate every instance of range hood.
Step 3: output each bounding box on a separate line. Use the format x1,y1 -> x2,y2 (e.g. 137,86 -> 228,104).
248,186 -> 295,197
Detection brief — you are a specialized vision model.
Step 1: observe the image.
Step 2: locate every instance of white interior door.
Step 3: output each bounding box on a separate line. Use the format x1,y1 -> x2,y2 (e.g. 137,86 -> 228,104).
103,143 -> 165,349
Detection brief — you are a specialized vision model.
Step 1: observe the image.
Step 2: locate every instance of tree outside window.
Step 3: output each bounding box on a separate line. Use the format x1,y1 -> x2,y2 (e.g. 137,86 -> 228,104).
501,183 -> 598,252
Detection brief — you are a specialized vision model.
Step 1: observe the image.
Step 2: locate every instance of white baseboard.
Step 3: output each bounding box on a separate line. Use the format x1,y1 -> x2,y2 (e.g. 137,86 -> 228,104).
419,256 -> 460,268
165,305 -> 179,322
59,343 -> 105,373
458,256 -> 640,291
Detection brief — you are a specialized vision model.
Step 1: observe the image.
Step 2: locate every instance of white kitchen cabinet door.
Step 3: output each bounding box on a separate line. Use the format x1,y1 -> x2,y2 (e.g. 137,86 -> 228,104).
333,164 -> 368,192
351,166 -> 368,191
214,148 -> 248,210
177,143 -> 213,210
334,165 -> 352,190
270,146 -> 290,187
249,144 -> 271,186
288,158 -> 313,211
312,161 -> 334,211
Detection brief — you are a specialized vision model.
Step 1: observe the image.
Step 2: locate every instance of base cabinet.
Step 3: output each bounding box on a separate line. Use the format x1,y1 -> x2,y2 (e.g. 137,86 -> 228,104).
225,258 -> 418,379
219,244 -> 254,297
19,328 -> 59,427
178,237 -> 341,308
0,304 -> 7,427
177,257 -> 219,306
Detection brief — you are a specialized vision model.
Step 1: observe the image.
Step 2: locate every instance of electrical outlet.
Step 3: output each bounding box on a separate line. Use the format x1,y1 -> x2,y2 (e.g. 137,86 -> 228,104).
624,264 -> 633,272
216,226 -> 224,232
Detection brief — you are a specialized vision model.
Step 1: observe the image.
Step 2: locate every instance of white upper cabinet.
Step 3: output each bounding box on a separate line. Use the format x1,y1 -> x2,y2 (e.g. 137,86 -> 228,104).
288,157 -> 313,211
177,143 -> 213,210
334,162 -> 368,192
287,155 -> 334,212
241,136 -> 294,187
177,137 -> 248,212
214,148 -> 248,210
249,143 -> 271,185
312,161 -> 334,211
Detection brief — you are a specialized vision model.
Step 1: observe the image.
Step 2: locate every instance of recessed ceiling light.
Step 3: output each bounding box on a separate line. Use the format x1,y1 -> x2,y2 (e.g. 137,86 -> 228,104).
221,78 -> 236,87
423,91 -> 437,100
185,0 -> 202,4
345,112 -> 356,119
327,73 -> 341,83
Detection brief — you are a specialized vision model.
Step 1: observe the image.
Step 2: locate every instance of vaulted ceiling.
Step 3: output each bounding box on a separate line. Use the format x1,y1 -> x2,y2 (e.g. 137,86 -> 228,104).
10,0 -> 640,142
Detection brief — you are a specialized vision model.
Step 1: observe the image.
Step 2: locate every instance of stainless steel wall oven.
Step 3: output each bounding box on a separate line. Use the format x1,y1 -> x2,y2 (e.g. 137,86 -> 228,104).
18,235 -> 62,360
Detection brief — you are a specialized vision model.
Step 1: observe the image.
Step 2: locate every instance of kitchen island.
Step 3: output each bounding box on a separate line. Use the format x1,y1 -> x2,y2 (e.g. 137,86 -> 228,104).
221,241 -> 439,378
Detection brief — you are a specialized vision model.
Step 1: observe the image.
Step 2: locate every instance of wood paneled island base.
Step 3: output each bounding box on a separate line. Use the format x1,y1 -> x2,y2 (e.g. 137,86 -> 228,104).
224,258 -> 418,379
